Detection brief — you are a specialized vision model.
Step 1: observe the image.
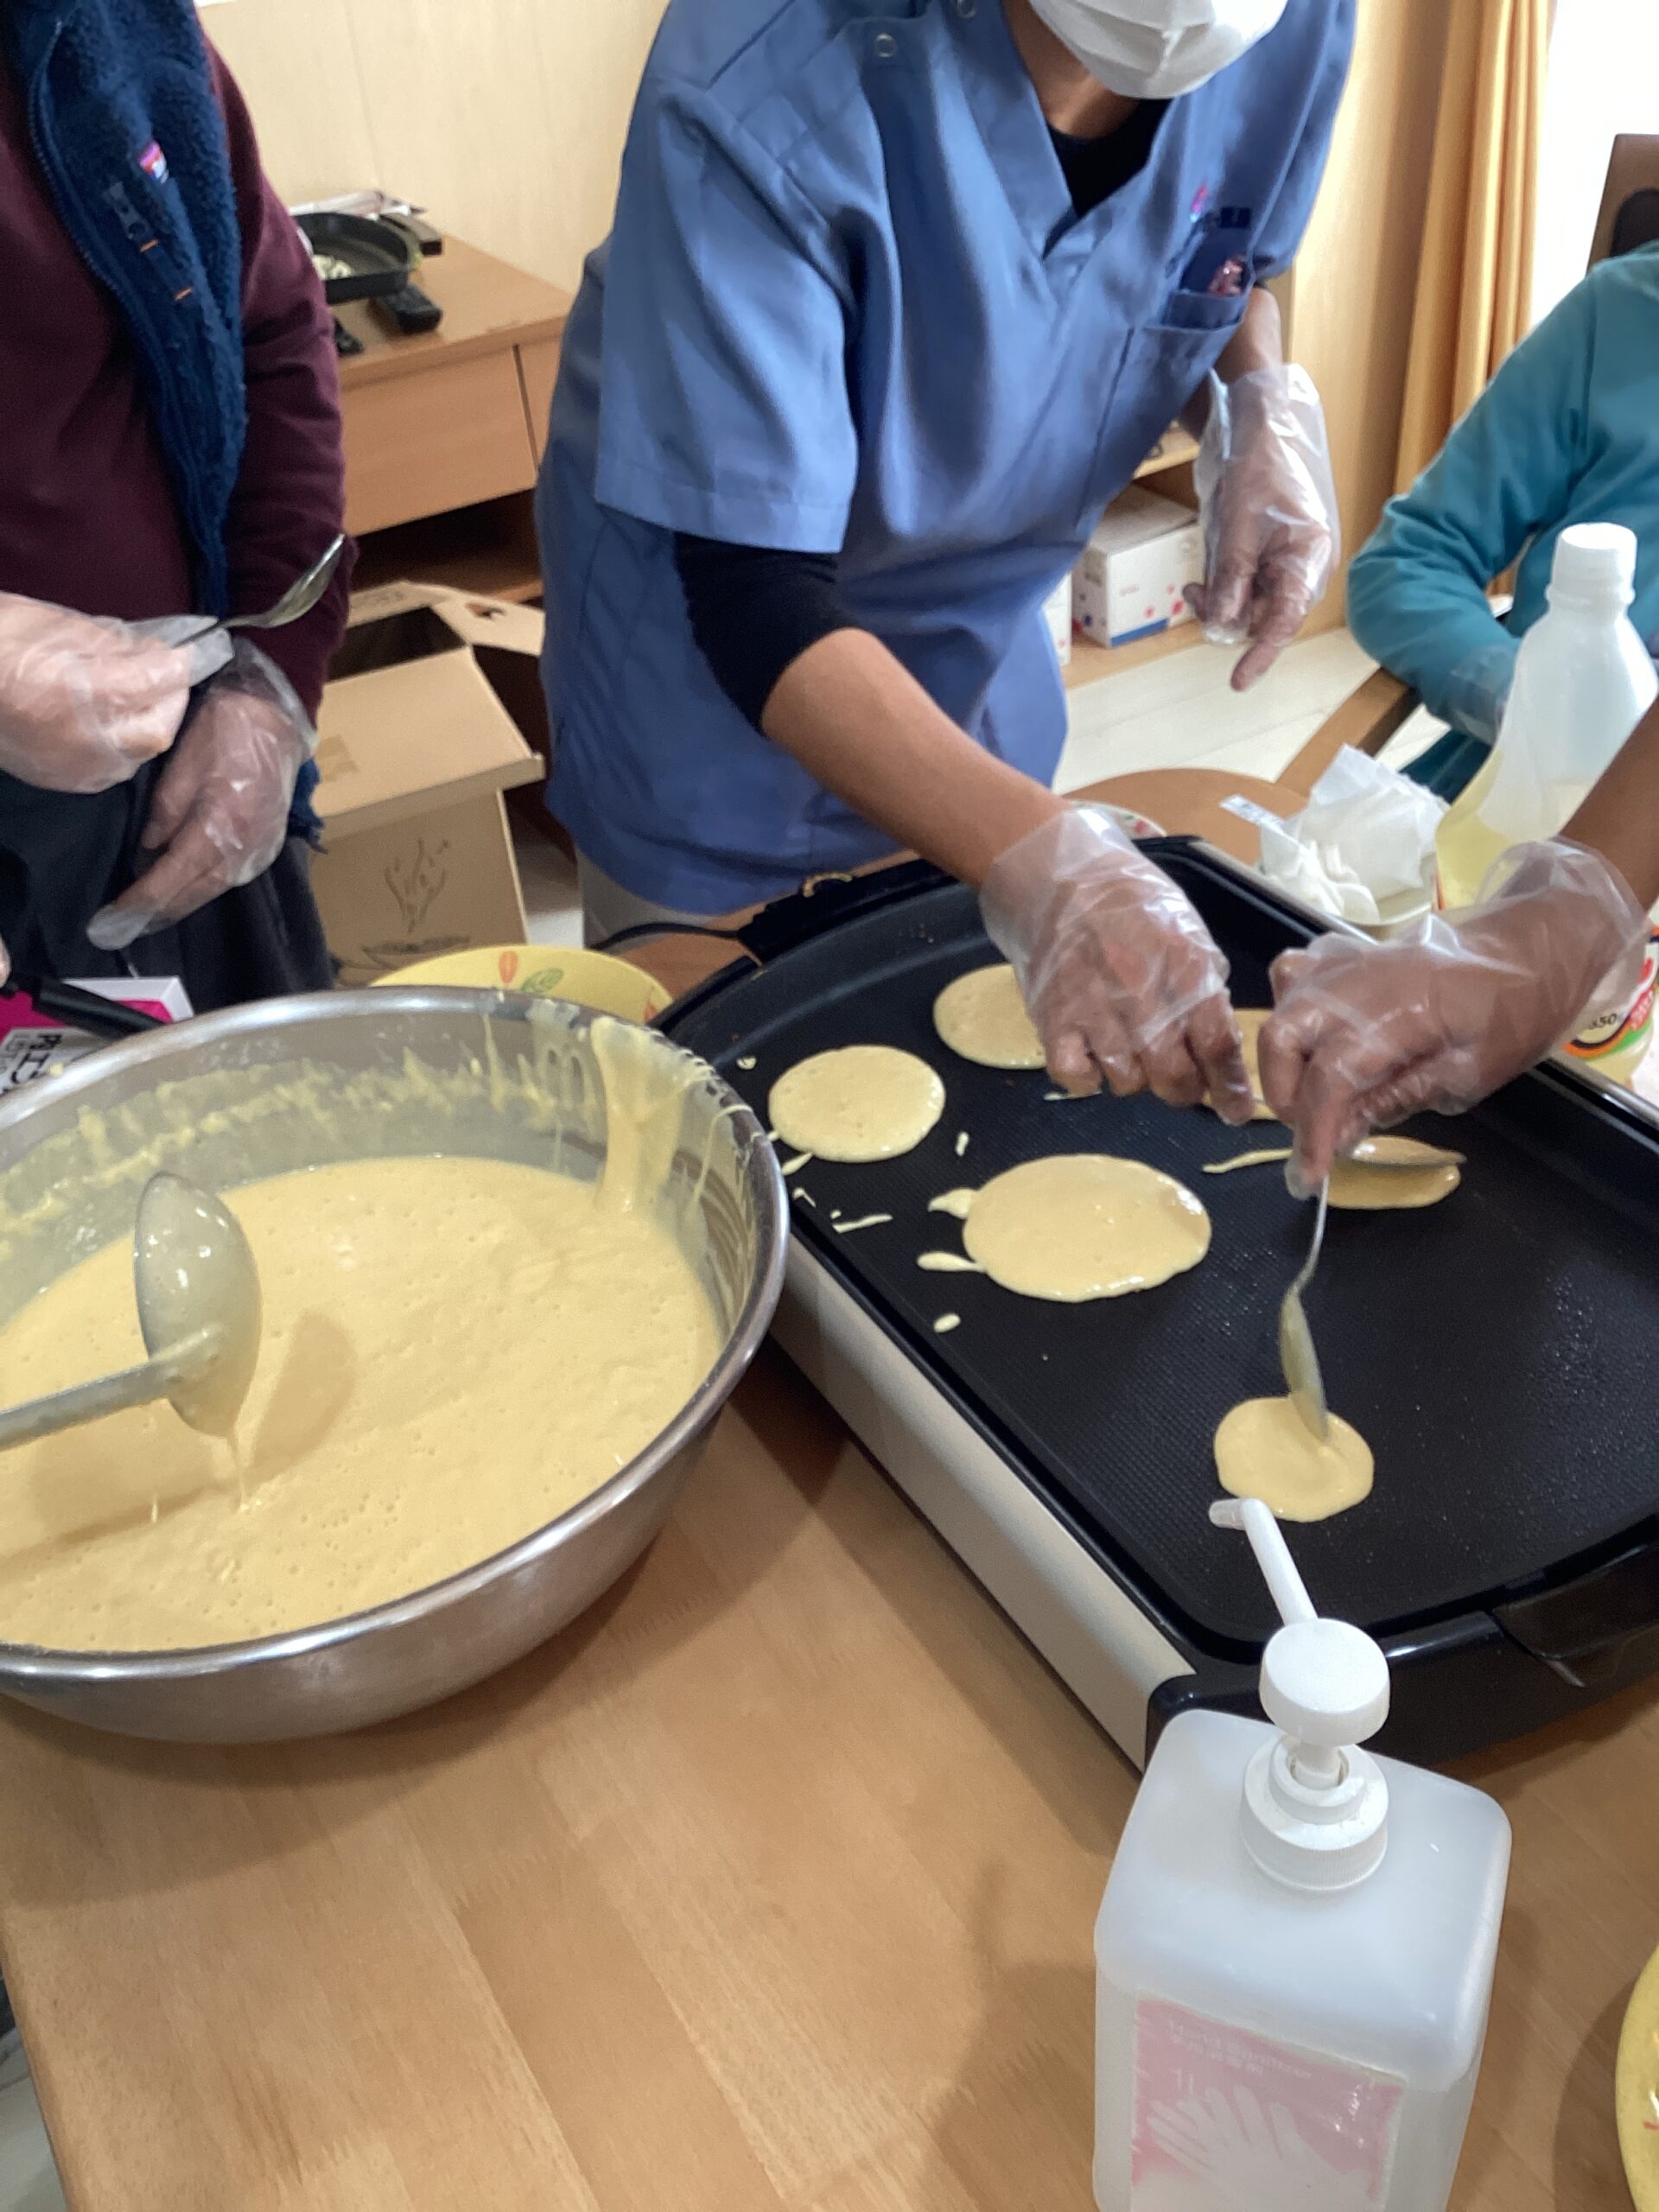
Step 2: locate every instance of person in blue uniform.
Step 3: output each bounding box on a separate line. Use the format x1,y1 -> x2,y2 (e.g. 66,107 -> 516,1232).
1347,242 -> 1659,801
538,0 -> 1355,1113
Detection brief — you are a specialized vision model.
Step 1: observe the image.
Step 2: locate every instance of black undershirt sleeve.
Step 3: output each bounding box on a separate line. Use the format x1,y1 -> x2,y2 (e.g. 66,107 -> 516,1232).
673,533 -> 850,728
674,106 -> 1170,732
1050,101 -> 1168,217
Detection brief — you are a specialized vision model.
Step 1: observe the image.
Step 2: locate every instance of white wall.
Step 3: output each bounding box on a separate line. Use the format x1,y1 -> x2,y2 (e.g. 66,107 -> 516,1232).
206,0 -> 668,293
1533,0 -> 1659,322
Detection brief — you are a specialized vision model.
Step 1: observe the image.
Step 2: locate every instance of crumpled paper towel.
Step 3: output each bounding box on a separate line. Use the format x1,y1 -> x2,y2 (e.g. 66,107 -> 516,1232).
1257,749 -> 1446,927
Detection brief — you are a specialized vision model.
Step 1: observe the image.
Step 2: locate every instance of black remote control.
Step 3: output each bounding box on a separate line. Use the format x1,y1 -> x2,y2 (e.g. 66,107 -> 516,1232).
375,283 -> 443,336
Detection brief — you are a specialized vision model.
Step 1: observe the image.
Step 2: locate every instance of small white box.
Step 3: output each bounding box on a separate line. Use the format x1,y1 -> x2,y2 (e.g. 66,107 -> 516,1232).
1043,575 -> 1072,668
1074,486 -> 1202,647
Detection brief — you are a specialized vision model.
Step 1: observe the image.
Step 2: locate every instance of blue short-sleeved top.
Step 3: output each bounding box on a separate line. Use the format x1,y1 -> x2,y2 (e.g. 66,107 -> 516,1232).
538,0 -> 1355,912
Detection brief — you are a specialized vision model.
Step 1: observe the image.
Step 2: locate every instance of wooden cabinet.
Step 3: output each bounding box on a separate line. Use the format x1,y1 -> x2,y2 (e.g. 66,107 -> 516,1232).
343,349 -> 538,537
336,237 -> 570,601
517,336 -> 563,466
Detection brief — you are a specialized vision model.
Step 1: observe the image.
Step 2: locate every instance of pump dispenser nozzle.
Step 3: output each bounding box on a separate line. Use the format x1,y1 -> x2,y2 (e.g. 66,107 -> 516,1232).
1211,1499 -> 1393,1891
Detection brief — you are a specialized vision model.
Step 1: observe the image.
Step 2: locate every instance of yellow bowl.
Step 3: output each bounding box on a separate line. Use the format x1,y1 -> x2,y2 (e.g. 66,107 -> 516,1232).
1618,1941 -> 1659,2208
371,944 -> 668,1023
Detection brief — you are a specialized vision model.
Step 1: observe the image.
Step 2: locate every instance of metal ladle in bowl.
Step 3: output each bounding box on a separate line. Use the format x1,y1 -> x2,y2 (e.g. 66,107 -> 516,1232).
0,1173 -> 261,1452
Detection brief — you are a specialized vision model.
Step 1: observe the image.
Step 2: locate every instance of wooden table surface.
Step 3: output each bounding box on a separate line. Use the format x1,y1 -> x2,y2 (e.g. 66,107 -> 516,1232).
0,772 -> 1649,2211
333,235 -> 570,391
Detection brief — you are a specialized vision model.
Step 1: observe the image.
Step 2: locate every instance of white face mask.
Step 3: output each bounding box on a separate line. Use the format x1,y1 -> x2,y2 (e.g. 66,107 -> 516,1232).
1026,0 -> 1288,99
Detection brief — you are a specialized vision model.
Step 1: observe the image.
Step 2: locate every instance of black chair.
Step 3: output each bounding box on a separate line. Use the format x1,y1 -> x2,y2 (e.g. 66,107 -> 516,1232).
1610,185 -> 1659,260
1590,136 -> 1659,265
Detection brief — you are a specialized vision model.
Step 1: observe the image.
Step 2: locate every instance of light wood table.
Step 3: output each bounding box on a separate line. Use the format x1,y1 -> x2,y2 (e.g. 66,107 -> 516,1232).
0,772 -> 1648,2211
0,1360 -> 1649,2212
1081,766 -> 1298,864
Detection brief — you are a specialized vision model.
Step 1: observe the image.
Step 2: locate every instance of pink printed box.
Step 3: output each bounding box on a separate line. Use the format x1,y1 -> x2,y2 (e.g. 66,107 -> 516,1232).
0,977 -> 191,1039
0,977 -> 192,1095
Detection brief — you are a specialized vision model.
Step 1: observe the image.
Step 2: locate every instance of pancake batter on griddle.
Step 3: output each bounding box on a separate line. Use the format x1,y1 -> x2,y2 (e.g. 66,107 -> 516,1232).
1213,1008 -> 1279,1123
1215,1396 -> 1375,1522
932,964 -> 1046,1071
1203,1135 -> 1461,1208
769,1046 -> 944,1162
956,1154 -> 1211,1302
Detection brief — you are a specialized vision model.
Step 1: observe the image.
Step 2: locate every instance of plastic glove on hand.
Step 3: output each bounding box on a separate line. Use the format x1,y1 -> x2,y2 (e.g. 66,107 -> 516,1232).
0,593 -> 230,795
982,806 -> 1255,1117
86,642 -> 315,950
1260,840 -> 1650,1193
1188,365 -> 1340,693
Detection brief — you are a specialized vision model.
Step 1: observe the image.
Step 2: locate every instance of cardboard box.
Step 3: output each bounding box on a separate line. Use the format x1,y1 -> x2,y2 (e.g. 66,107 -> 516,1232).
1073,486 -> 1202,647
1043,574 -> 1073,669
310,583 -> 545,987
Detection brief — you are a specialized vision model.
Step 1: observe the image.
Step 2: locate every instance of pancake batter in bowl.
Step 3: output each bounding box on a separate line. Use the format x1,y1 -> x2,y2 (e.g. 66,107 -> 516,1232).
0,1154 -> 718,1652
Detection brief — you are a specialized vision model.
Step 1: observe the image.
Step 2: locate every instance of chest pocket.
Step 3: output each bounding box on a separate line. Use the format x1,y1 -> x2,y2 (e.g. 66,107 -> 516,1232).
1080,287 -> 1249,532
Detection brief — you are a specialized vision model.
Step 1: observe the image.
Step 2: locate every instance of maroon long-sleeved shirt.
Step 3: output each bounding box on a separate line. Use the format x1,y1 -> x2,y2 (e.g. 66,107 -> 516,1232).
0,38 -> 352,717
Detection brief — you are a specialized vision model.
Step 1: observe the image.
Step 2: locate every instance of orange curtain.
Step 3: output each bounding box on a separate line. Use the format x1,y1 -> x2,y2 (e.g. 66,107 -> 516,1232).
1394,0 -> 1548,492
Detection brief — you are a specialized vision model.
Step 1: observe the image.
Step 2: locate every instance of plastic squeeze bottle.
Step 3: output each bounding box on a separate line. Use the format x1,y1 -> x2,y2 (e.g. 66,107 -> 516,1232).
1436,521 -> 1659,1082
1094,1500 -> 1511,2212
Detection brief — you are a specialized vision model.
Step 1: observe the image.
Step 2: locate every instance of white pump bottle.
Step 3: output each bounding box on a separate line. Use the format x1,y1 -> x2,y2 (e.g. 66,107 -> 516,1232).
1094,1500 -> 1511,2212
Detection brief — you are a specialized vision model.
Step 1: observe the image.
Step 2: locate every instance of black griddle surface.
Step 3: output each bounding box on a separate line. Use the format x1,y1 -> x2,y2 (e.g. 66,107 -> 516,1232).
665,856 -> 1659,1653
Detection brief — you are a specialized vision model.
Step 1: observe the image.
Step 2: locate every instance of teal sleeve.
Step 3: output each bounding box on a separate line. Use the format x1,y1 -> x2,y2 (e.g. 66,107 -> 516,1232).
1345,279 -> 1599,743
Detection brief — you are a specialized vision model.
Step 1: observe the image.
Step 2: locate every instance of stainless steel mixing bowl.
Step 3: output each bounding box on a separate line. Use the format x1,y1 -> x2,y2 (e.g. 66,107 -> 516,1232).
0,989 -> 787,1741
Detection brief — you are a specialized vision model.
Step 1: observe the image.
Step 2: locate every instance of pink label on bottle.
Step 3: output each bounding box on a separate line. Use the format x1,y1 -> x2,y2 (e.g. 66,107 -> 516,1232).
1130,1998 -> 1403,2209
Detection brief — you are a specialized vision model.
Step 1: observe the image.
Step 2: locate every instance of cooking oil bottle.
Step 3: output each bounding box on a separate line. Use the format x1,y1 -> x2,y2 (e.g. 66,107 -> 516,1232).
1094,1500 -> 1510,2212
1435,523 -> 1658,1083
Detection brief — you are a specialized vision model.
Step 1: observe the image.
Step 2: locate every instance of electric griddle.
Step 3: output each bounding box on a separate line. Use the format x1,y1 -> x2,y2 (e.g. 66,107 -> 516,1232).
660,844 -> 1659,1768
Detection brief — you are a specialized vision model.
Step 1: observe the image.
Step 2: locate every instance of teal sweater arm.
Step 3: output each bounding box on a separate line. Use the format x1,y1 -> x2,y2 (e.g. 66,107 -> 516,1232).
1347,272 -> 1600,745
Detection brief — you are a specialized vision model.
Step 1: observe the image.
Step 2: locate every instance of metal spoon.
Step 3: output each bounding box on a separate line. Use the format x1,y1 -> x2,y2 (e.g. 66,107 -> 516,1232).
0,1173 -> 262,1454
1278,1177 -> 1331,1444
1346,1136 -> 1466,1171
176,532 -> 346,650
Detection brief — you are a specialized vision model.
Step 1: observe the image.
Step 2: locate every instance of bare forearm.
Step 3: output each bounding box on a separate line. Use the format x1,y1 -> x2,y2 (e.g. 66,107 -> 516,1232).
1179,285 -> 1284,437
760,629 -> 1061,887
1563,697 -> 1659,908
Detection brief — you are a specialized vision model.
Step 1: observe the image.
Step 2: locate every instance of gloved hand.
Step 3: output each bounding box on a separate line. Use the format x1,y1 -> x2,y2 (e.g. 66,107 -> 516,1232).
982,805 -> 1255,1116
0,592 -> 231,795
86,641 -> 316,950
1187,365 -> 1340,694
1261,839 -> 1650,1193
